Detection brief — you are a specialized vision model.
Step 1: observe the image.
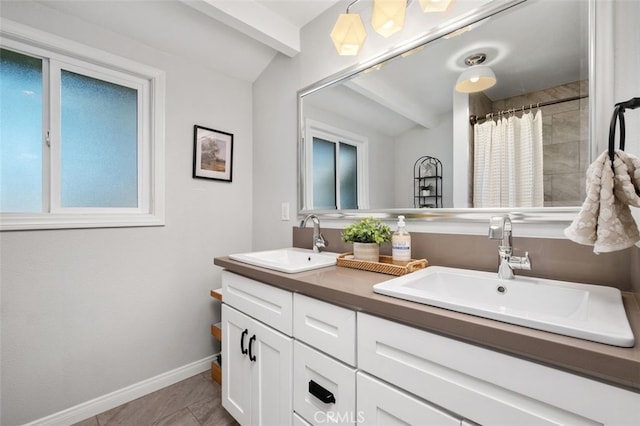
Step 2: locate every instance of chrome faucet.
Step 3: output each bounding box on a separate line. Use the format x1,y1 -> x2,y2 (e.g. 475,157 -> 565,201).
488,215 -> 531,279
299,214 -> 326,253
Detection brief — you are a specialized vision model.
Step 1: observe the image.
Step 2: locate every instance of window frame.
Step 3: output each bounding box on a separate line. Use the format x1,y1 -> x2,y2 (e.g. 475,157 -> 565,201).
303,119 -> 369,210
0,19 -> 165,230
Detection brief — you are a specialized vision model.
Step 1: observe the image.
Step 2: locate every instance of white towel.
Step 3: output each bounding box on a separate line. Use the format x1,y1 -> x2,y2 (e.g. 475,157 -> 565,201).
564,149 -> 640,253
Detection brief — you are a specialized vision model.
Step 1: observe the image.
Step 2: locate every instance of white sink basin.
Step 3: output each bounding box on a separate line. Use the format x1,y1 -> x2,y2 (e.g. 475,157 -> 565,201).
229,248 -> 338,274
373,266 -> 634,347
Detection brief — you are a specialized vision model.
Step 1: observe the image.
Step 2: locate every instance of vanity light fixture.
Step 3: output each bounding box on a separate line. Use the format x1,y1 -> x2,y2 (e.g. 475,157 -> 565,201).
331,0 -> 454,55
330,0 -> 368,55
419,0 -> 454,13
371,0 -> 408,38
455,53 -> 497,93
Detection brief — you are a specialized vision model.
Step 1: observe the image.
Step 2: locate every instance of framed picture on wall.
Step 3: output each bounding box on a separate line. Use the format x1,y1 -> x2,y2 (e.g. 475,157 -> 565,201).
193,125 -> 234,182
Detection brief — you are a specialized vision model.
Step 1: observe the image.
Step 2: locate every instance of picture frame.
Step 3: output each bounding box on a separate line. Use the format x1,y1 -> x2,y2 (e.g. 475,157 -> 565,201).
193,125 -> 234,182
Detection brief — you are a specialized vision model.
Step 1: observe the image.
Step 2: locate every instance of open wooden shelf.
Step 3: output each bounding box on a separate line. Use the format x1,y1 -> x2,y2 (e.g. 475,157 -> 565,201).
210,288 -> 223,384
211,355 -> 222,384
211,322 -> 222,341
210,288 -> 223,301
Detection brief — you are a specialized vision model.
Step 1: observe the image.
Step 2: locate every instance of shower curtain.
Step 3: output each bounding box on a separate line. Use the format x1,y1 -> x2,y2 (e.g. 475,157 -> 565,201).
473,110 -> 544,208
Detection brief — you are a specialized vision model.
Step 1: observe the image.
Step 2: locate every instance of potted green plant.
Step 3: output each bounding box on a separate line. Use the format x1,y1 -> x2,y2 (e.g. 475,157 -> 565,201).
341,217 -> 392,262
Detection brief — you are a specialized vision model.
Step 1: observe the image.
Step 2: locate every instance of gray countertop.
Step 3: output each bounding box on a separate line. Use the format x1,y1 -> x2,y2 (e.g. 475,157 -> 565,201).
213,257 -> 640,392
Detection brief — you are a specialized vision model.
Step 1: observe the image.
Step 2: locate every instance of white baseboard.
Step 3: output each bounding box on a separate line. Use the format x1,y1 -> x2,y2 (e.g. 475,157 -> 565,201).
24,354 -> 218,426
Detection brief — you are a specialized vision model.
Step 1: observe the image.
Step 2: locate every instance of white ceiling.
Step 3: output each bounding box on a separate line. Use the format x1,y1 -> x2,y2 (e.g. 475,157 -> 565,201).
255,0 -> 341,28
35,0 -> 342,82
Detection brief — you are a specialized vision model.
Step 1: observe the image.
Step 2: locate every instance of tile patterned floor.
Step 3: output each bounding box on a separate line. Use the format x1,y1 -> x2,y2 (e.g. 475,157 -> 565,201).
73,371 -> 238,426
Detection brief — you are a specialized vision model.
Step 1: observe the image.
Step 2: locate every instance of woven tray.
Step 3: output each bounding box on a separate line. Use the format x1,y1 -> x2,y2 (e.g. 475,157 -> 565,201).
336,253 -> 428,276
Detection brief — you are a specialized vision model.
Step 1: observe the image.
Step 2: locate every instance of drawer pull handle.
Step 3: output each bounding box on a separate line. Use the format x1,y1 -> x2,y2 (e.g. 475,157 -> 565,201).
248,335 -> 257,362
309,380 -> 336,404
240,329 -> 248,355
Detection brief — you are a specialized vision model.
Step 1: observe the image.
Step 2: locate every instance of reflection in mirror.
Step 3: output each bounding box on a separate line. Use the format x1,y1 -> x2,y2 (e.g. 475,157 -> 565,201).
299,0 -> 590,215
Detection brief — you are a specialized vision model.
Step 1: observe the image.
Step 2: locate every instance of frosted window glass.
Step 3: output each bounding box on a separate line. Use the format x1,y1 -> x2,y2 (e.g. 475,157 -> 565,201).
313,137 -> 336,209
61,70 -> 138,208
339,143 -> 358,209
0,48 -> 43,212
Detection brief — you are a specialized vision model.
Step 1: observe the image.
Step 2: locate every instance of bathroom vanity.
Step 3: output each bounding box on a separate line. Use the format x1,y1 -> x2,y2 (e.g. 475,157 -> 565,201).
214,256 -> 640,425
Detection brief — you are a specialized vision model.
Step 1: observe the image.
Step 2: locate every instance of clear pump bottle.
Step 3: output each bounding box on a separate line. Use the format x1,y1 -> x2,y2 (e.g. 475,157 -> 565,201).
392,215 -> 411,264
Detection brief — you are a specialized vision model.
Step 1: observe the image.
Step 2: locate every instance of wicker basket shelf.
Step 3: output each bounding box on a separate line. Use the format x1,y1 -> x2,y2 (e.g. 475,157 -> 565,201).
336,253 -> 428,276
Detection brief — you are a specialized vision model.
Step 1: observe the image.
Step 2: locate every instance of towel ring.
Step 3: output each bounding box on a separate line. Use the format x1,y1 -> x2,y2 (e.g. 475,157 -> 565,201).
608,97 -> 640,164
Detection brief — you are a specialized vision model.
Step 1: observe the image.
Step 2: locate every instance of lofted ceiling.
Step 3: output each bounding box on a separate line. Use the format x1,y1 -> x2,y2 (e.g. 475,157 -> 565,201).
34,0 -> 342,82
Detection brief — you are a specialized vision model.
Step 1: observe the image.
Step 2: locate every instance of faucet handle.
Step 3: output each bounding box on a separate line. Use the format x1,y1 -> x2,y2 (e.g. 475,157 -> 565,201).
509,252 -> 532,270
488,216 -> 505,239
315,233 -> 326,249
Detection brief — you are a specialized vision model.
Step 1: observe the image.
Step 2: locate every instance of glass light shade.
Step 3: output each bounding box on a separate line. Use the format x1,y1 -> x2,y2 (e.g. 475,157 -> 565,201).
455,65 -> 497,93
330,13 -> 367,56
371,0 -> 407,38
419,0 -> 454,13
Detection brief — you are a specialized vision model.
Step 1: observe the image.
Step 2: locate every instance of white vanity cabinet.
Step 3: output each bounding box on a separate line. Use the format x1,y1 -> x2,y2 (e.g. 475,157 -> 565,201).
219,267 -> 639,426
221,271 -> 293,426
358,313 -> 640,426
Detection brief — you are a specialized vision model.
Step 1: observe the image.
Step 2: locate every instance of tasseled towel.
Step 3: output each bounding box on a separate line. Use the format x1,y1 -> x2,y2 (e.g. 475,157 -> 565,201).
564,149 -> 640,254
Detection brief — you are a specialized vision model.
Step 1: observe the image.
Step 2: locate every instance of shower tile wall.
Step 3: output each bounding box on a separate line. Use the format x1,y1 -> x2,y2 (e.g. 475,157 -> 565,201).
470,81 -> 589,207
492,81 -> 589,207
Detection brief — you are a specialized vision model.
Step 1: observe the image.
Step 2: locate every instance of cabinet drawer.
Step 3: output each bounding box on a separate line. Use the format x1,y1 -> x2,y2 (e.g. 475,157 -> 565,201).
293,294 -> 356,366
357,313 -> 605,426
293,412 -> 312,426
293,341 -> 356,426
357,372 -> 460,426
222,270 -> 293,335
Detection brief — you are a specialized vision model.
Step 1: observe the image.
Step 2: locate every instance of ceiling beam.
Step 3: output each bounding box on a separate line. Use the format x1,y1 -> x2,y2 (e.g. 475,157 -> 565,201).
344,79 -> 439,129
179,0 -> 300,57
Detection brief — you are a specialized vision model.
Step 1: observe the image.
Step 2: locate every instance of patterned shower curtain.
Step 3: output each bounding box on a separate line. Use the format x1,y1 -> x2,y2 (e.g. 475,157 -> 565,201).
473,110 -> 544,208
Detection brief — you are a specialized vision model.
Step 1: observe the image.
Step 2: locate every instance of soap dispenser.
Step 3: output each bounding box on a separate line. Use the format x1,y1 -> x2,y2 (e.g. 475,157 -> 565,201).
392,215 -> 411,264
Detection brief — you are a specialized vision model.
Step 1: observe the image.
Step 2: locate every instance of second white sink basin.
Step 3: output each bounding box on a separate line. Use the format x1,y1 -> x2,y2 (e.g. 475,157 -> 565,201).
373,266 -> 634,347
229,247 -> 338,274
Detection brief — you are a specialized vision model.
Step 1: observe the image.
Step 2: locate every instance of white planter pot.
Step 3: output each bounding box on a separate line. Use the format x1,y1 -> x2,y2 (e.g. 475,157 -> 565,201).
353,242 -> 380,262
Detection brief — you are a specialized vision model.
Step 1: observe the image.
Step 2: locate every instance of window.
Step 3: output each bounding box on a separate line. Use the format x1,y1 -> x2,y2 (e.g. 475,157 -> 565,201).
304,119 -> 368,210
0,20 -> 165,230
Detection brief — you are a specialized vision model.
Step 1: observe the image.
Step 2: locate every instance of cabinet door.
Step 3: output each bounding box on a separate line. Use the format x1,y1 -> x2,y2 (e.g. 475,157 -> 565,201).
250,314 -> 293,426
222,304 -> 253,426
357,372 -> 460,426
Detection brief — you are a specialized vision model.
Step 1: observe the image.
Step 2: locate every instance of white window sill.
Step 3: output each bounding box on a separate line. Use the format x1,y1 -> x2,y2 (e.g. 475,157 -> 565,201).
0,213 -> 165,231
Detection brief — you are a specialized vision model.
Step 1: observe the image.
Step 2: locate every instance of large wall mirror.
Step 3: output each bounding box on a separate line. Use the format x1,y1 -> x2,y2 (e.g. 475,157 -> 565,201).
298,0 -> 592,223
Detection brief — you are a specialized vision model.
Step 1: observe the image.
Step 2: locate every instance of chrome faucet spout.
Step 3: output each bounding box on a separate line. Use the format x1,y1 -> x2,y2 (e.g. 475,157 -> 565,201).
300,214 -> 326,252
489,215 -> 531,279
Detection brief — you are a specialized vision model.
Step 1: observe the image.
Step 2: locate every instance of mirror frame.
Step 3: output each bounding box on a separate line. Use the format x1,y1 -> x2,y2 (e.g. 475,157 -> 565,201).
297,0 -> 595,224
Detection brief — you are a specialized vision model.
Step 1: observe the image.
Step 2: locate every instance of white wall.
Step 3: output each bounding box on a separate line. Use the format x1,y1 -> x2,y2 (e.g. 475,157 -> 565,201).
0,2 -> 253,424
394,116 -> 454,208
613,0 -> 640,242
